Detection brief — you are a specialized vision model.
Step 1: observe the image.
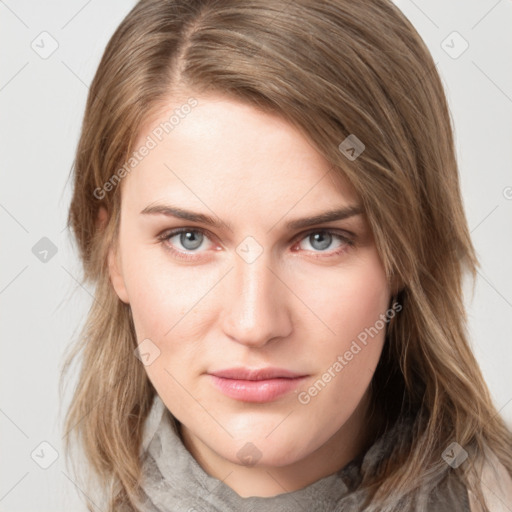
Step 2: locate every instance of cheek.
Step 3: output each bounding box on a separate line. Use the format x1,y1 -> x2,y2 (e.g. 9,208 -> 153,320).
295,253 -> 390,399
297,255 -> 390,342
121,246 -> 204,337
120,247 -> 221,391
121,254 -> 204,405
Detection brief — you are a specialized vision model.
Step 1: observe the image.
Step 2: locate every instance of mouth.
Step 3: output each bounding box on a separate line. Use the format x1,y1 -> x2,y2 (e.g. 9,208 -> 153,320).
207,367 -> 308,403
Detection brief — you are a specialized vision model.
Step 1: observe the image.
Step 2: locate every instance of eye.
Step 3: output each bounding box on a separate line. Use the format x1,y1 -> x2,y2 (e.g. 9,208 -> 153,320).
158,227 -> 214,260
293,229 -> 354,257
157,227 -> 354,261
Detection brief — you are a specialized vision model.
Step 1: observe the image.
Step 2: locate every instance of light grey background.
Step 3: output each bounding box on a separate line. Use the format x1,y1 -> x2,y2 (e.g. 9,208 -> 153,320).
1,1 -> 511,510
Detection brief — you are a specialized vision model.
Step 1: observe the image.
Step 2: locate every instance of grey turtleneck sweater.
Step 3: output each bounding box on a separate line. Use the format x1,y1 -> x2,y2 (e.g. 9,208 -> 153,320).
134,394 -> 470,511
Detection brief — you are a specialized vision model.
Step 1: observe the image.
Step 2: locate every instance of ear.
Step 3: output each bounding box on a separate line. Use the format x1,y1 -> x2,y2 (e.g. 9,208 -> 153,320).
96,205 -> 109,230
97,206 -> 130,304
108,244 -> 130,304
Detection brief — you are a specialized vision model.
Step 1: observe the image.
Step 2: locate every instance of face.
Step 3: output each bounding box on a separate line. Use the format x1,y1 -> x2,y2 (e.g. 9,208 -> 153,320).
107,92 -> 391,479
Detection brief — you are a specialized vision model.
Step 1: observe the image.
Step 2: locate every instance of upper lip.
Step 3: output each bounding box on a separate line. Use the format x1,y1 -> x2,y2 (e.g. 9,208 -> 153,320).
208,367 -> 307,380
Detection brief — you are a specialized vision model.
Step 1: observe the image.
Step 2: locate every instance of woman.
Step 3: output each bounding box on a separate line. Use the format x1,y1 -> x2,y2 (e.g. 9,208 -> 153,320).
61,0 -> 512,510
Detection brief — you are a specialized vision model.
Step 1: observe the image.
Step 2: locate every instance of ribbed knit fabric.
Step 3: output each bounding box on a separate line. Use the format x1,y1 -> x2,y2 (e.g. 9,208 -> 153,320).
135,393 -> 470,511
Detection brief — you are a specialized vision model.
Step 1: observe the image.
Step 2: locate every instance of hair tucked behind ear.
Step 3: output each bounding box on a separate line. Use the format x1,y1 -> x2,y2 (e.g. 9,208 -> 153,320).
61,0 -> 512,510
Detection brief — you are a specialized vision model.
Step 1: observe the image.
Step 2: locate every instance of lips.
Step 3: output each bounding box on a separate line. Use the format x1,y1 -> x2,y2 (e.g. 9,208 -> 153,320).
209,367 -> 306,380
207,367 -> 308,402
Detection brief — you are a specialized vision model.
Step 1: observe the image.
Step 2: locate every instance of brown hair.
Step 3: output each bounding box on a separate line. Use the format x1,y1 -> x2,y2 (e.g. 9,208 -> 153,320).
61,0 -> 512,510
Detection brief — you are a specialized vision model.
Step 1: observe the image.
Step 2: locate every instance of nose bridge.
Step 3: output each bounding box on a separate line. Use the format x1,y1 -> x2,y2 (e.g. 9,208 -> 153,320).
222,248 -> 291,347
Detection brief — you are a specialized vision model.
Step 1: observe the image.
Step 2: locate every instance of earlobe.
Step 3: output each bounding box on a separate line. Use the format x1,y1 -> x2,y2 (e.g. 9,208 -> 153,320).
96,205 -> 108,230
96,205 -> 130,304
108,245 -> 130,304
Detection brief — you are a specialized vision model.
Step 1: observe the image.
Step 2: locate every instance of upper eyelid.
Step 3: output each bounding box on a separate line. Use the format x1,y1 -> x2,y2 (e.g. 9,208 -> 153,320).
291,227 -> 354,241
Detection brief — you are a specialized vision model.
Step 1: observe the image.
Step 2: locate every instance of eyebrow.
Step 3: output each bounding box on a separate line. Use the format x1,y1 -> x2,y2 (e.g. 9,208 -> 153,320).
140,203 -> 363,231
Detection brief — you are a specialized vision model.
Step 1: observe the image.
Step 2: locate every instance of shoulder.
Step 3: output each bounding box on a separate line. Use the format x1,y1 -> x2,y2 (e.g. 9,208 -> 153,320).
468,447 -> 512,512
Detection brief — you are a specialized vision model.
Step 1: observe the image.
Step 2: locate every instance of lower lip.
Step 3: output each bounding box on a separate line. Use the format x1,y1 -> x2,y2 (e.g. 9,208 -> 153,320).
209,375 -> 307,402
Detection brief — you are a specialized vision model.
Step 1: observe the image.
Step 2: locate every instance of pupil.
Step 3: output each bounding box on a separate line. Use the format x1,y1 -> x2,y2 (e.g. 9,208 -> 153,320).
311,232 -> 331,251
181,231 -> 202,250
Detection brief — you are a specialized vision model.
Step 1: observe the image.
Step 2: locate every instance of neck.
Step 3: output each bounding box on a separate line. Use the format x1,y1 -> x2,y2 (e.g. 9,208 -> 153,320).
178,388 -> 379,498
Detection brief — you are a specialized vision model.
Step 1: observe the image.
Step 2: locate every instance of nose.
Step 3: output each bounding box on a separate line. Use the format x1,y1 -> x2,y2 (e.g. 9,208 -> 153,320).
220,249 -> 293,348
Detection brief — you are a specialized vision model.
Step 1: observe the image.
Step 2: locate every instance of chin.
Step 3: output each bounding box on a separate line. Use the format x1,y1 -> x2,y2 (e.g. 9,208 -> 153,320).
218,436 -> 312,469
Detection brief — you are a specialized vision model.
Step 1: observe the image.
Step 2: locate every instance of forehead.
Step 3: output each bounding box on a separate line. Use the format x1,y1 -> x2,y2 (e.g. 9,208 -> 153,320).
121,93 -> 359,214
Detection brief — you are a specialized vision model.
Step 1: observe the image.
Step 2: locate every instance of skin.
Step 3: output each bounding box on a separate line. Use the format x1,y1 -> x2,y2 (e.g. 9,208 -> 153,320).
105,92 -> 391,498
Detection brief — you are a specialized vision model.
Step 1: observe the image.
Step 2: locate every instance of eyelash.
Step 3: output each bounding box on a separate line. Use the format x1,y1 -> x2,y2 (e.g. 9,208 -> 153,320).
157,227 -> 355,262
